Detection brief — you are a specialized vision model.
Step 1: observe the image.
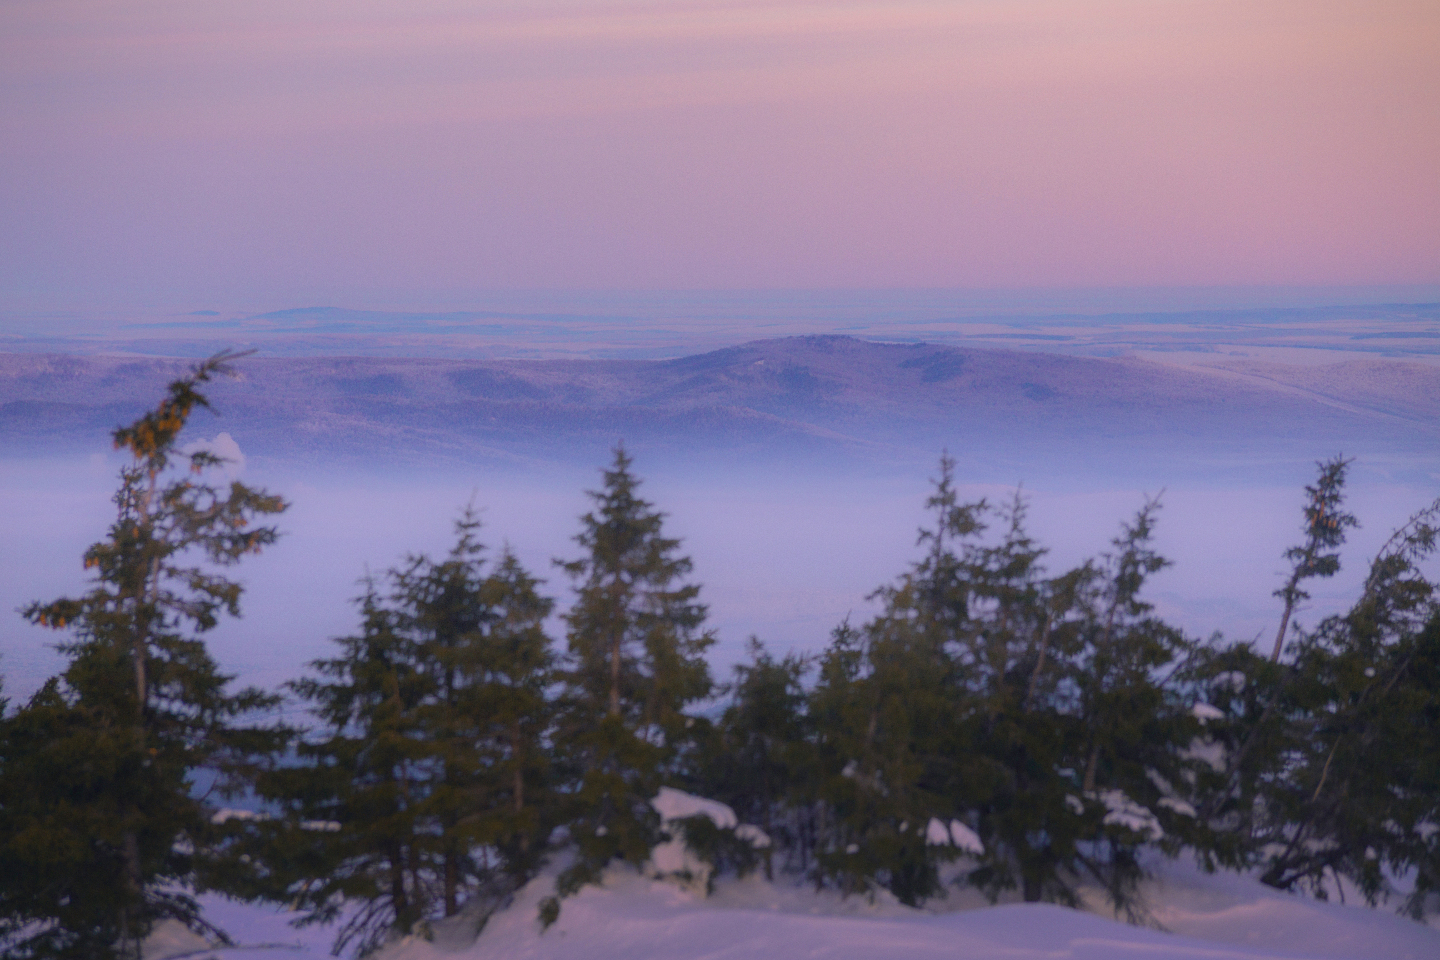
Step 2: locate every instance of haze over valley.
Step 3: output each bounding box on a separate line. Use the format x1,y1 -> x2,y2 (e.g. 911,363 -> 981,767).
4,310 -> 1436,702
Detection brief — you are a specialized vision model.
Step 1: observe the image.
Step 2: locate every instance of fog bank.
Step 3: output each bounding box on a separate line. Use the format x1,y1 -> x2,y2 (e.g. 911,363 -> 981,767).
2,455 -> 1430,708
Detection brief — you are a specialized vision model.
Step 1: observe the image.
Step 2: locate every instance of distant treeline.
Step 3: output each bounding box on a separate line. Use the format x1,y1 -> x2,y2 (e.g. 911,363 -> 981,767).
2,355 -> 1438,959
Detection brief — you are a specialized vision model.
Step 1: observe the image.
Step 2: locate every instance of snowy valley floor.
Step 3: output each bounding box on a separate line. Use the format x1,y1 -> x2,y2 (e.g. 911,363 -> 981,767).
152,853 -> 1440,960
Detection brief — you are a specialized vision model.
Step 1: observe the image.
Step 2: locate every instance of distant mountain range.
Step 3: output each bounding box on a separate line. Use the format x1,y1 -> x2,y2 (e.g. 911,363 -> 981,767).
2,337 -> 1435,482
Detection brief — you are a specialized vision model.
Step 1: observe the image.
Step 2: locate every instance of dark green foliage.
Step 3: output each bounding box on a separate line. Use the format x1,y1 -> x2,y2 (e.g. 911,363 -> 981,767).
553,445 -> 715,899
695,638 -> 813,880
255,511 -> 556,957
1176,462 -> 1440,922
399,511 -> 557,914
1172,640 -> 1285,872
1,352 -> 288,959
781,458 -> 1197,916
1254,500 -> 1440,910
10,407 -> 1440,949
668,813 -> 763,890
1270,456 -> 1359,661
260,582 -> 434,957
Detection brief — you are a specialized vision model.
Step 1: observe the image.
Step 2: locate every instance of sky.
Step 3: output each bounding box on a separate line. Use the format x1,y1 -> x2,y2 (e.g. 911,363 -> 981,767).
2,0 -> 1437,312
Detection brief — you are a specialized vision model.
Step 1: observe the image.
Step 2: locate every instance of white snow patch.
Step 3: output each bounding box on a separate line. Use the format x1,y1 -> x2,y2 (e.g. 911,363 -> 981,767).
1158,797 -> 1198,817
140,919 -> 211,960
172,847 -> 1440,960
1192,702 -> 1225,723
1181,737 -> 1227,772
948,819 -> 984,855
648,788 -> 740,889
652,786 -> 737,829
735,823 -> 771,849
1093,789 -> 1164,841
300,819 -> 341,832
925,817 -> 951,845
211,807 -> 264,825
1065,794 -> 1085,815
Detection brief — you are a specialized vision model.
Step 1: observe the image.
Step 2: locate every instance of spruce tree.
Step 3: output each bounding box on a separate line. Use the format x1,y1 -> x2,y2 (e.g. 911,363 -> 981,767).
257,511 -> 556,956
811,458 -> 1193,914
261,576 -> 439,957
403,513 -> 556,914
1270,456 -> 1359,661
1,352 -> 287,959
1255,499 -> 1440,913
553,445 -> 715,899
944,488 -> 1090,907
1065,500 -> 1195,918
699,638 -> 812,880
1189,459 -> 1362,854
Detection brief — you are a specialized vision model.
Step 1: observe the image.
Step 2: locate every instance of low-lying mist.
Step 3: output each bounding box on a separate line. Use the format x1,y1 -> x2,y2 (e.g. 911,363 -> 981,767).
2,451 -> 1430,708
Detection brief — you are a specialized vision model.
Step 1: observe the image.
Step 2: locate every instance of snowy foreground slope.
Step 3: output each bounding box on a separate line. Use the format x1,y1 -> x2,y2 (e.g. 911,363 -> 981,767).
156,854 -> 1440,960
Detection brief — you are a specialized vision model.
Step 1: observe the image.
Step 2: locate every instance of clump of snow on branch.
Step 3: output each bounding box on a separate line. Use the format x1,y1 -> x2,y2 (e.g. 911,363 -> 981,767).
1158,797 -> 1197,817
652,787 -> 738,829
648,788 -> 769,889
1191,702 -> 1225,724
1093,790 -> 1164,841
924,817 -> 984,855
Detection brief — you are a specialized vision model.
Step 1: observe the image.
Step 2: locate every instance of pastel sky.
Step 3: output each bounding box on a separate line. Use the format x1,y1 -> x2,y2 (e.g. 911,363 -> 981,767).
2,0 -> 1437,309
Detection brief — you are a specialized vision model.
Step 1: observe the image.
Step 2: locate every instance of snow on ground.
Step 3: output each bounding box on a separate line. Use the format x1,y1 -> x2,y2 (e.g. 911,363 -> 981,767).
167,852 -> 1440,960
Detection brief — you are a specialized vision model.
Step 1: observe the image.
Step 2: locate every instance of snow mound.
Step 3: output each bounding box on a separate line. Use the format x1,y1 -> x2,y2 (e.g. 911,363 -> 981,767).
167,846 -> 1440,960
365,858 -> 1440,960
140,919 -> 211,960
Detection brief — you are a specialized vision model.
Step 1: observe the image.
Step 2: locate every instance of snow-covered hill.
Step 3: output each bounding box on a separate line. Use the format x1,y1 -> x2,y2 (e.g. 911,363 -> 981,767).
160,853 -> 1440,960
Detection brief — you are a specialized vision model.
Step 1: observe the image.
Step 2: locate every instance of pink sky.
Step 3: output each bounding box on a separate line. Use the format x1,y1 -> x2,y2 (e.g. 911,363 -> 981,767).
1,0 -> 1436,308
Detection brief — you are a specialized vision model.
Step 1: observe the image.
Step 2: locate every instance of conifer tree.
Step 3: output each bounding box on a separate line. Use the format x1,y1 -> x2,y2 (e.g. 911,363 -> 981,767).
1,352 -> 287,959
945,489 -> 1090,907
403,513 -> 556,913
1192,459 -> 1376,878
699,638 -> 812,879
1254,500 -> 1440,913
268,573 -> 453,957
553,445 -> 715,899
1271,456 -> 1359,661
257,512 -> 555,956
810,458 -> 1193,914
1065,500 -> 1196,917
808,614 -> 957,905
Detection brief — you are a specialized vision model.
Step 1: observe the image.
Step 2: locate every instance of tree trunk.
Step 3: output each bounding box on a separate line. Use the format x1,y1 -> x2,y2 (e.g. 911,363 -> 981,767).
444,845 -> 458,917
390,846 -> 411,933
1271,595 -> 1296,662
1024,614 -> 1053,711
609,629 -> 622,716
1082,741 -> 1100,794
1022,870 -> 1042,902
118,825 -> 144,958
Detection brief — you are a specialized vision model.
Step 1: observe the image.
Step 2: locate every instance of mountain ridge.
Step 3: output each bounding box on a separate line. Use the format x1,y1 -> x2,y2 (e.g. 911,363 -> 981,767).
1,337 -> 1434,478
